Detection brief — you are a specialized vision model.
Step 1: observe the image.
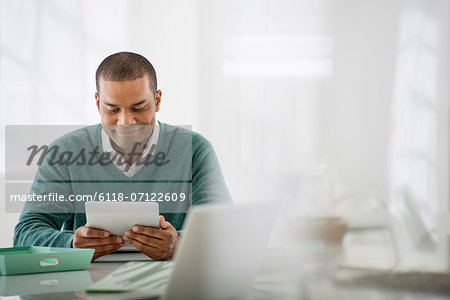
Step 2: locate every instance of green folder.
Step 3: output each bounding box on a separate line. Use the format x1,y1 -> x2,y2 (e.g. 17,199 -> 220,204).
0,246 -> 94,276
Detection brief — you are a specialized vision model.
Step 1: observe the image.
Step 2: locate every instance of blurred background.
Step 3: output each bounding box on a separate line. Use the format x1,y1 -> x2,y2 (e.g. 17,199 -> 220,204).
0,0 -> 449,268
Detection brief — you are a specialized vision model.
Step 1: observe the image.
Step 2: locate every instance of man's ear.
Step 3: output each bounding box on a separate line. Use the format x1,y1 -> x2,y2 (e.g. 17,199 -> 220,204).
95,92 -> 100,113
155,90 -> 162,112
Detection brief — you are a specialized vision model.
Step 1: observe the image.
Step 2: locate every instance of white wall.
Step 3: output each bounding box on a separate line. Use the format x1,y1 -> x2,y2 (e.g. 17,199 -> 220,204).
194,0 -> 404,206
321,0 -> 400,201
124,0 -> 200,128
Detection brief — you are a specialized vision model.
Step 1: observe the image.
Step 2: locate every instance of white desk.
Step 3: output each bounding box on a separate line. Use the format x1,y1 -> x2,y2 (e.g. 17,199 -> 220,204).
2,259 -> 450,299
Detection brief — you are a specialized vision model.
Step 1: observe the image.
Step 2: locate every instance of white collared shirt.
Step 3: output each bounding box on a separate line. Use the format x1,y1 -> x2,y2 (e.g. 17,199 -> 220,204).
101,121 -> 160,177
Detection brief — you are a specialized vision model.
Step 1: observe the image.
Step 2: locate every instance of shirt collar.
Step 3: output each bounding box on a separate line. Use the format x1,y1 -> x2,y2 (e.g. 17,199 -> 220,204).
101,120 -> 160,176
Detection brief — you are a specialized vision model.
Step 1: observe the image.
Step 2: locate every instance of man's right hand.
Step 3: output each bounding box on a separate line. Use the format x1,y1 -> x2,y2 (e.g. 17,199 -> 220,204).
73,224 -> 124,261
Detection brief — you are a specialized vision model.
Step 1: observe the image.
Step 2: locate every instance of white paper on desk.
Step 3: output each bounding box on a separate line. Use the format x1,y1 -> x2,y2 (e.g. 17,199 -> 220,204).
340,229 -> 397,271
95,252 -> 152,262
86,261 -> 173,292
341,244 -> 397,270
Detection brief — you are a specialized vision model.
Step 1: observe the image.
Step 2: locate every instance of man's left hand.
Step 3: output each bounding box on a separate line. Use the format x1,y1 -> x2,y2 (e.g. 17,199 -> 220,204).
123,216 -> 179,260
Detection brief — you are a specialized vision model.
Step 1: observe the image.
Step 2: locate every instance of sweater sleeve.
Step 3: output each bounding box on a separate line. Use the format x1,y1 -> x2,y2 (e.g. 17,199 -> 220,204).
13,145 -> 76,248
191,134 -> 233,205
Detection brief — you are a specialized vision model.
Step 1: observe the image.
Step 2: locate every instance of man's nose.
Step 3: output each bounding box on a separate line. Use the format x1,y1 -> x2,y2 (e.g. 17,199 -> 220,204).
117,111 -> 136,126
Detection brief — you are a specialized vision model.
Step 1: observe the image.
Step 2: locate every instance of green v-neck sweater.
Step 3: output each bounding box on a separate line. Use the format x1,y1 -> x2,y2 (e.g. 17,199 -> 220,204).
13,122 -> 232,247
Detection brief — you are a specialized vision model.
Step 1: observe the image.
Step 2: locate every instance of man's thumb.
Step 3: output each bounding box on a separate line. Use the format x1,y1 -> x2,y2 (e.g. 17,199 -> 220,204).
159,215 -> 167,229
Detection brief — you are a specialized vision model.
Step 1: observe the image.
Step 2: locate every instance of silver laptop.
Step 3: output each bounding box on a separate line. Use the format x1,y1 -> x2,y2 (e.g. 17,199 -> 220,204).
87,201 -> 280,299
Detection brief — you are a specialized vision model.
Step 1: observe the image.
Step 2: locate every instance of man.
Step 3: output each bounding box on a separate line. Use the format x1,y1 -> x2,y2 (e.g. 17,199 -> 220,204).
14,52 -> 232,261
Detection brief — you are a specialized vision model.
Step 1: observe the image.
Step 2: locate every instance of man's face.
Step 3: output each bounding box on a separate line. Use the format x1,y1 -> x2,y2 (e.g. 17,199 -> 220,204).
95,76 -> 162,150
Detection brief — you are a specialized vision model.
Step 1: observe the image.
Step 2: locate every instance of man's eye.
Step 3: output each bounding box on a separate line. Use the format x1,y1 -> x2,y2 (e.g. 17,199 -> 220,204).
107,109 -> 119,114
132,106 -> 146,112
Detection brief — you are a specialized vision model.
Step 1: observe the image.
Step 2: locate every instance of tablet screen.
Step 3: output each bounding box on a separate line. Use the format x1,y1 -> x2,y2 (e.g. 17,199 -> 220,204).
85,202 -> 159,237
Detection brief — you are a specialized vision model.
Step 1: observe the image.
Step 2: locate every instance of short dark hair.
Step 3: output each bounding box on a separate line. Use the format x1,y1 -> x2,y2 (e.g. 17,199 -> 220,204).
95,52 -> 157,94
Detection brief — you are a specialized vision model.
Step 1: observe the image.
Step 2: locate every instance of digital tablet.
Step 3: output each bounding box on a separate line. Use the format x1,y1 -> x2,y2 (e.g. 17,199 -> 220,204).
85,201 -> 160,236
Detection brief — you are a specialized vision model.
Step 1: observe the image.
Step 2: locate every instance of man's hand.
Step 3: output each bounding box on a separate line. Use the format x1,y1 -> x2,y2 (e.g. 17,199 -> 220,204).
73,224 -> 124,261
123,216 -> 179,260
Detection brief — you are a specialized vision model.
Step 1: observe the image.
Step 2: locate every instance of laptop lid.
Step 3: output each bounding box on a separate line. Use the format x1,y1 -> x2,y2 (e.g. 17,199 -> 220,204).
163,201 -> 279,300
